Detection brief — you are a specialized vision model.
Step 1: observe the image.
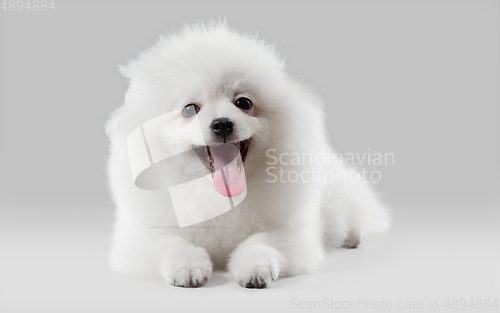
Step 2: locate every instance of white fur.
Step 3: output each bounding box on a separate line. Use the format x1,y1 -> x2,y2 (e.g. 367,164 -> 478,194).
106,21 -> 391,288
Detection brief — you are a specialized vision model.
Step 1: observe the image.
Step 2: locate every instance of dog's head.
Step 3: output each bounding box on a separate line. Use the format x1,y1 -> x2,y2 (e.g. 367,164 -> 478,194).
114,22 -> 322,197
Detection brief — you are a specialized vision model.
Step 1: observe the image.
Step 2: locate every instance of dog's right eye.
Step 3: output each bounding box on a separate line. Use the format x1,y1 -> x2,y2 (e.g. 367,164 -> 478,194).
182,104 -> 200,118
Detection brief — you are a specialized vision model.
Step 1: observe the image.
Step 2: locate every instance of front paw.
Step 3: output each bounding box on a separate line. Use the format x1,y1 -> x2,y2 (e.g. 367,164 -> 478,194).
160,245 -> 212,288
228,245 -> 281,289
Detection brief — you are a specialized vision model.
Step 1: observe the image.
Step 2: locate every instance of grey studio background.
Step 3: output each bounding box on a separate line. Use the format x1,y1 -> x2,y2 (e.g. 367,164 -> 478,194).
0,1 -> 499,312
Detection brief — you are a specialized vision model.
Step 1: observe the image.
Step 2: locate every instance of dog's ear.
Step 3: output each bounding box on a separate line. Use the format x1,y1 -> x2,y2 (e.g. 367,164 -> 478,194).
119,51 -> 147,79
105,63 -> 137,138
118,63 -> 133,79
118,64 -> 127,77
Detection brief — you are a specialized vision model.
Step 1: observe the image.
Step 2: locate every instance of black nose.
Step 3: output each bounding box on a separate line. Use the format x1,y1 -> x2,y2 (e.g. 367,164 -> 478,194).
211,117 -> 234,141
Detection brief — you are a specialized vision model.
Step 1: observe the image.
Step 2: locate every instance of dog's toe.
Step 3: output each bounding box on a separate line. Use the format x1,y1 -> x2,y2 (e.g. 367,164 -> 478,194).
242,275 -> 269,289
171,268 -> 210,288
343,231 -> 364,249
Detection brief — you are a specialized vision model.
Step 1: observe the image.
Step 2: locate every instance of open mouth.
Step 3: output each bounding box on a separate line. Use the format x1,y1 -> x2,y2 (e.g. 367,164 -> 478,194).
192,138 -> 251,174
192,139 -> 251,197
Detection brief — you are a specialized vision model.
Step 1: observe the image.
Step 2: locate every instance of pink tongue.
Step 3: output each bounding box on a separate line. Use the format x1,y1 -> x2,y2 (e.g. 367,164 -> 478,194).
210,144 -> 245,197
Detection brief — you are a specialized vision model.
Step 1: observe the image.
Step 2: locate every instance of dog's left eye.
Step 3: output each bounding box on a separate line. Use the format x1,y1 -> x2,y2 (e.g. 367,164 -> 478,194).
182,104 -> 200,118
235,97 -> 253,110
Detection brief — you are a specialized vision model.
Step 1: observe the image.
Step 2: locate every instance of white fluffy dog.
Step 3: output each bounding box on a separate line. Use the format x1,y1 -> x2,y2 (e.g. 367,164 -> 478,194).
106,21 -> 391,288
